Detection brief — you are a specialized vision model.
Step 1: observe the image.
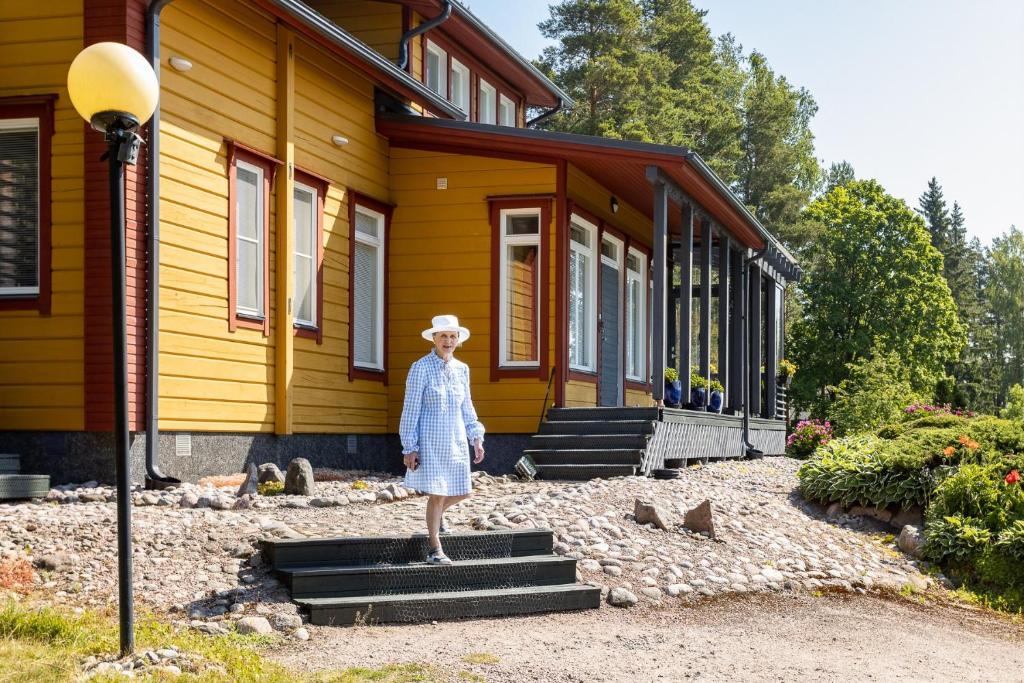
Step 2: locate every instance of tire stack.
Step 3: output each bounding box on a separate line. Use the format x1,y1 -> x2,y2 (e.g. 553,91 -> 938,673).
652,457 -> 685,480
0,454 -> 50,501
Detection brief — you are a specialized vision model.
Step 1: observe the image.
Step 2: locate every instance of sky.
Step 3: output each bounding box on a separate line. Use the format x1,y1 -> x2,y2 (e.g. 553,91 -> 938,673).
469,0 -> 1023,245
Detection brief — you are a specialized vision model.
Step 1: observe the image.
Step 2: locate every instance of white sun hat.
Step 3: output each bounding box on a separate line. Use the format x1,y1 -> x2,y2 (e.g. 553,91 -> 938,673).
421,314 -> 470,343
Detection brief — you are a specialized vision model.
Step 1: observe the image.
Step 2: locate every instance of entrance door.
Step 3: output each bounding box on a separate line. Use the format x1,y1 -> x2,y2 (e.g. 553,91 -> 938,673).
599,235 -> 623,406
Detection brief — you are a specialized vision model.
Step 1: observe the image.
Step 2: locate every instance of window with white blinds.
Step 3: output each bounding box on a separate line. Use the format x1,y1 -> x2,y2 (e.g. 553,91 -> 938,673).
568,216 -> 597,371
0,118 -> 39,296
625,248 -> 647,382
235,159 -> 264,318
354,205 -> 384,370
293,182 -> 316,328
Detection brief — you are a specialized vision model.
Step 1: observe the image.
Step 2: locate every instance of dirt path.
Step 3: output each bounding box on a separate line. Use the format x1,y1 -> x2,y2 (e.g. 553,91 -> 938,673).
272,593 -> 1024,682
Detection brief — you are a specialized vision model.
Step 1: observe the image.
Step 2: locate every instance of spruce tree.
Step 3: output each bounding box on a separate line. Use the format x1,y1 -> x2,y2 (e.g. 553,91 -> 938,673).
916,177 -> 950,253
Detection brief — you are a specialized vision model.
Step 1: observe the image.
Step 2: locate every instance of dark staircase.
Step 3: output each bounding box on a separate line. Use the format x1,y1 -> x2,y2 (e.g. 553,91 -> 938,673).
261,529 -> 600,625
523,407 -> 657,480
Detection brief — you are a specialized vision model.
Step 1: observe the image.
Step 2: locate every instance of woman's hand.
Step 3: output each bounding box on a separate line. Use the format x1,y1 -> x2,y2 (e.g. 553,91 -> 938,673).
403,452 -> 419,471
473,440 -> 485,464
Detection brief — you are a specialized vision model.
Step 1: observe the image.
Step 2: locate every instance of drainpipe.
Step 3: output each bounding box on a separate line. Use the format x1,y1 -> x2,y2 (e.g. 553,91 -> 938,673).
526,98 -> 563,128
143,0 -> 181,489
397,0 -> 452,71
741,246 -> 768,459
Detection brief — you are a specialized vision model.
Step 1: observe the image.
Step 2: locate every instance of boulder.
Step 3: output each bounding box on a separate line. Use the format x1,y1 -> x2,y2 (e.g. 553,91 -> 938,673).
271,613 -> 303,631
284,458 -> 315,496
237,463 -> 259,497
607,587 -> 638,607
235,617 -> 273,636
890,506 -> 924,531
257,463 -> 285,485
898,525 -> 924,559
634,498 -> 673,531
682,500 -> 716,539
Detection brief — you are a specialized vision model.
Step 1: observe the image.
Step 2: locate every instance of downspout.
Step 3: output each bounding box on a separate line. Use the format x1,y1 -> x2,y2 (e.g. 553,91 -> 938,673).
397,0 -> 452,71
526,98 -> 563,128
741,246 -> 768,458
144,0 -> 180,489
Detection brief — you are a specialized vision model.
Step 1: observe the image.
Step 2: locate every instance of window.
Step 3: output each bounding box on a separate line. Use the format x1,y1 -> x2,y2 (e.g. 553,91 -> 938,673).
625,248 -> 647,382
292,169 -> 327,343
0,95 -> 54,313
499,209 -> 541,367
451,58 -> 470,113
227,141 -> 276,334
478,79 -> 497,124
568,215 -> 597,372
352,201 -> 385,374
499,94 -> 516,127
425,40 -> 447,97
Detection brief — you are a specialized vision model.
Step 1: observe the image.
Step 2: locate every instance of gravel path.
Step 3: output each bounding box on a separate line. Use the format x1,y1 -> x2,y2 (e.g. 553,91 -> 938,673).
271,592 -> 1024,682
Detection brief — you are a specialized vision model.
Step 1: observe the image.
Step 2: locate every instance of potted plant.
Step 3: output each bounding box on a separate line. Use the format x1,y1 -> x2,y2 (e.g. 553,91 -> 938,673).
664,367 -> 682,408
708,379 -> 724,413
778,359 -> 797,388
690,371 -> 708,410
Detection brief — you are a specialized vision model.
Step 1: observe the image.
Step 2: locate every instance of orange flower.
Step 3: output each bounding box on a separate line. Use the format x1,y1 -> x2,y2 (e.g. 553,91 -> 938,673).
958,435 -> 970,445
967,439 -> 980,450
942,446 -> 955,458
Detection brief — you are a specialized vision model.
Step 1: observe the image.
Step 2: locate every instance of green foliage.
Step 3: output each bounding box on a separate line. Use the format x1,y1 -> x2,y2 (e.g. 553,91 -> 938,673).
827,349 -> 923,436
786,419 -> 832,459
778,358 -> 797,378
789,180 -> 966,412
1002,384 -> 1024,422
995,520 -> 1024,563
986,228 -> 1024,403
257,481 -> 284,496
927,463 -> 1024,530
922,515 -> 992,562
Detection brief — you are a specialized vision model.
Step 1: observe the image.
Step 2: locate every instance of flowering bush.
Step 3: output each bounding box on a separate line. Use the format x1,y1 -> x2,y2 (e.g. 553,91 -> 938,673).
903,402 -> 976,420
778,358 -> 797,379
786,419 -> 833,459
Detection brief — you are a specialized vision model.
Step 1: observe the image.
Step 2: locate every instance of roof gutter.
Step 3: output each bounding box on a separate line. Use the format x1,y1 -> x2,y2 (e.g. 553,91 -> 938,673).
397,0 -> 452,71
267,0 -> 466,120
526,98 -> 564,128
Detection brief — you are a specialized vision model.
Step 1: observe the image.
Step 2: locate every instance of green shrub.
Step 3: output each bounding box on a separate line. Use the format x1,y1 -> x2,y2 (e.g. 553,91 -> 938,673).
1002,384 -> 1024,422
967,415 -> 1024,455
828,350 -> 924,436
923,515 -> 992,562
901,413 -> 970,430
876,423 -> 904,439
995,520 -> 1024,563
926,463 -> 1024,530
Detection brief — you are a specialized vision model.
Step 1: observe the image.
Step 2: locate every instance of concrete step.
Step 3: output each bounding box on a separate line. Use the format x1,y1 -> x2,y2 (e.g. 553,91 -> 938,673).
299,583 -> 602,625
262,529 -> 552,570
539,420 -> 654,435
547,407 -> 659,422
525,449 -> 644,466
534,464 -> 638,480
282,555 -> 578,599
528,434 -> 650,450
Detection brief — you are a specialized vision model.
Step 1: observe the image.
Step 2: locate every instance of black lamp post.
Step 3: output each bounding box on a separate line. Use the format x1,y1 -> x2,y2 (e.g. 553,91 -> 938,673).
68,41 -> 159,657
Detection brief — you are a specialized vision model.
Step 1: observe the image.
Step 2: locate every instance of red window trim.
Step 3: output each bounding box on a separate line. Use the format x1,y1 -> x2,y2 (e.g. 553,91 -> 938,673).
226,139 -> 280,336
489,196 -> 551,382
293,168 -> 329,344
0,94 -> 56,314
348,190 -> 393,384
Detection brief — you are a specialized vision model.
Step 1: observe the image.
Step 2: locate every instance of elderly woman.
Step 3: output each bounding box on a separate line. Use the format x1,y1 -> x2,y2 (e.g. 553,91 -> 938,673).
400,314 -> 485,565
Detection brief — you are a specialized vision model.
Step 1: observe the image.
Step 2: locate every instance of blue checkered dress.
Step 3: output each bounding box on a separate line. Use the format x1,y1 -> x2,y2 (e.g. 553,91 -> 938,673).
400,352 -> 485,496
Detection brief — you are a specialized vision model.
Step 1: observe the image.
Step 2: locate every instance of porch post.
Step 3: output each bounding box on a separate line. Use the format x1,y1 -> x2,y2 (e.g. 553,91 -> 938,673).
698,215 -> 712,406
679,203 -> 693,402
765,277 -> 779,418
651,177 -> 668,403
728,247 -> 743,413
748,263 -> 762,417
717,230 -> 731,405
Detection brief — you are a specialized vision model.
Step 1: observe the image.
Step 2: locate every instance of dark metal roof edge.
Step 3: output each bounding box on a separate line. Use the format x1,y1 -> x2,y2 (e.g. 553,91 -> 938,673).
272,0 -> 466,121
448,2 -> 574,108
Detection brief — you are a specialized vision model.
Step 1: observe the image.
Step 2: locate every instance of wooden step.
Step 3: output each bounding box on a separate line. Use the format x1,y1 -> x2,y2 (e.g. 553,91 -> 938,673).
535,464 -> 637,480
262,529 -> 552,570
299,583 -> 602,625
539,420 -> 654,435
547,407 -> 659,422
282,555 -> 577,599
528,434 -> 650,450
525,449 -> 644,465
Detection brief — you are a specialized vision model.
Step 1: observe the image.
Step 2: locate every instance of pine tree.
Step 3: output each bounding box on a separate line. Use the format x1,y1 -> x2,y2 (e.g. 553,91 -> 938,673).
821,161 -> 855,194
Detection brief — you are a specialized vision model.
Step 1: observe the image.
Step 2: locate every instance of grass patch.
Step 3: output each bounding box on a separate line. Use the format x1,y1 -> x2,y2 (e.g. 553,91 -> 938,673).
257,481 -> 285,496
461,652 -> 499,665
457,672 -> 485,682
0,600 -> 438,682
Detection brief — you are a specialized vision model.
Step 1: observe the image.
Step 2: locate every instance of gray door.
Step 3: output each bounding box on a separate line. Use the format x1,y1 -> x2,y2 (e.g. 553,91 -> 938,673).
599,262 -> 622,406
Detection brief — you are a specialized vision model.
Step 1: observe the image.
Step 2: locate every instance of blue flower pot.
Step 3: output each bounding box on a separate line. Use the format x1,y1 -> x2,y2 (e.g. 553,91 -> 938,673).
664,380 -> 682,408
690,387 -> 706,410
708,390 -> 723,413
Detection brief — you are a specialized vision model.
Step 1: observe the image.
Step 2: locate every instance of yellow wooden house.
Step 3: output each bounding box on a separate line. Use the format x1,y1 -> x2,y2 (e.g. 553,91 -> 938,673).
0,0 -> 798,484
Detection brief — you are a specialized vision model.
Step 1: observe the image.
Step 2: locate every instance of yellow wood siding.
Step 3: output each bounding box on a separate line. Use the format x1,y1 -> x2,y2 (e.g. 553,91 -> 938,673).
0,1 -> 84,431
303,0 -> 402,61
625,387 -> 654,407
387,149 -> 557,433
565,380 -> 596,408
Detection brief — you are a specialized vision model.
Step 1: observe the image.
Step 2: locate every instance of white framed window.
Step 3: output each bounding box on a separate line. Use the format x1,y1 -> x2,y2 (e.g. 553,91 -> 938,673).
235,158 -> 264,318
625,248 -> 647,382
499,208 -> 541,367
293,181 -> 317,328
499,94 -> 516,127
478,79 -> 497,125
425,40 -> 447,97
568,215 -> 597,372
354,205 -> 385,370
450,58 -> 470,113
0,117 -> 40,297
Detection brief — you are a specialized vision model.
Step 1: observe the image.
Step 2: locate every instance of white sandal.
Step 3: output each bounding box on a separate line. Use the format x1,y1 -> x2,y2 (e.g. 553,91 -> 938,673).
426,548 -> 453,565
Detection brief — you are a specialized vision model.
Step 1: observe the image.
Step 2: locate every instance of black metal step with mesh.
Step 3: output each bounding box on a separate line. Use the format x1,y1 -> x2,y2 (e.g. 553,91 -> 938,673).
538,419 -> 655,435
525,449 -> 643,465
547,407 -> 659,422
0,474 -> 50,501
528,433 -> 650,450
534,464 -> 638,480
